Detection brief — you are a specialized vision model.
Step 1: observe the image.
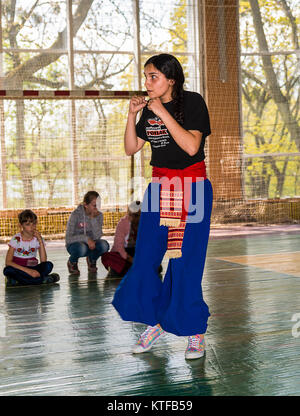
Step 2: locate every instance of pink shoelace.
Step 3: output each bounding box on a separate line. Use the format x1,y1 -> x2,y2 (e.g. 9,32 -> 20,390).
187,335 -> 205,351
138,325 -> 163,348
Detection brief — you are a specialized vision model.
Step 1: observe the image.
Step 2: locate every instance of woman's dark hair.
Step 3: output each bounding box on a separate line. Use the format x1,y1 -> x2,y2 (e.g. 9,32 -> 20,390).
83,191 -> 99,205
18,209 -> 37,224
144,54 -> 185,125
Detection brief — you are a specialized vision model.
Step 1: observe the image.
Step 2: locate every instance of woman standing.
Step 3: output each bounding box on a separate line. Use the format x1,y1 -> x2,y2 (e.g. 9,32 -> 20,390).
112,54 -> 213,360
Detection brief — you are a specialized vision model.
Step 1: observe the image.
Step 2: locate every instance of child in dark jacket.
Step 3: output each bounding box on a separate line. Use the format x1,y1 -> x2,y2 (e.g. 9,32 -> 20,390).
65,191 -> 109,275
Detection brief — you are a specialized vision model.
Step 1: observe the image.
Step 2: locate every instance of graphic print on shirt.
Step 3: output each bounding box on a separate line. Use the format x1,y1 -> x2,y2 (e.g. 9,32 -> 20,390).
9,234 -> 39,258
146,117 -> 170,149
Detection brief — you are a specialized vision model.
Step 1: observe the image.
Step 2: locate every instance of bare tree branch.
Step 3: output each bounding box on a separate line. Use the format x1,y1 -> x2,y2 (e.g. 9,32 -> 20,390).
276,0 -> 299,50
3,0 -> 94,88
249,0 -> 300,150
26,76 -> 65,89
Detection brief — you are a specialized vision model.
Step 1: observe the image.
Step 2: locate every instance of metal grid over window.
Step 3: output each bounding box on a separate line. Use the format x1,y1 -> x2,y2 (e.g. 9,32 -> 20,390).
0,0 -> 201,210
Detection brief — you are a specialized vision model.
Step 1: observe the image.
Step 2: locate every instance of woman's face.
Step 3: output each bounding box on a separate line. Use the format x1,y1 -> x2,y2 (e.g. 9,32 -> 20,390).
84,198 -> 99,217
144,63 -> 174,103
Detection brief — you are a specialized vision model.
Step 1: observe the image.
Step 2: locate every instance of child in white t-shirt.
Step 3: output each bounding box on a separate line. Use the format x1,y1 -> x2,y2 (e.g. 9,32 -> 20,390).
3,209 -> 60,287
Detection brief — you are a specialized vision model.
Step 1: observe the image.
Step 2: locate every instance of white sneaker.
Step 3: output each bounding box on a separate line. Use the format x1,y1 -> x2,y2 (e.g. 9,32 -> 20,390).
185,334 -> 205,359
132,325 -> 164,354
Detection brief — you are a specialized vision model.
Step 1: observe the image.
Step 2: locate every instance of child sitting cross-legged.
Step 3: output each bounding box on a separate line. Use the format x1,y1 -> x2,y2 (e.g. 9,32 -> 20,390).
3,209 -> 60,287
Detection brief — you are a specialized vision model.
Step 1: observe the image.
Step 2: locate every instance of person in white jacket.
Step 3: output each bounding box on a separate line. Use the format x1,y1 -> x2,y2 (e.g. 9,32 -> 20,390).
65,191 -> 109,275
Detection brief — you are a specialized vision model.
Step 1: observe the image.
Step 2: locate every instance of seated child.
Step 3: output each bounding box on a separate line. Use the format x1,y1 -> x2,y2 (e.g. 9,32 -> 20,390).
3,209 -> 60,287
101,201 -> 141,278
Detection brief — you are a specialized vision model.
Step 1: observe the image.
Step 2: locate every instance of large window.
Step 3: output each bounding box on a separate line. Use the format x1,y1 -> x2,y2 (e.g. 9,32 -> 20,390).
0,0 -> 201,209
1,0 -> 298,210
240,0 -> 299,199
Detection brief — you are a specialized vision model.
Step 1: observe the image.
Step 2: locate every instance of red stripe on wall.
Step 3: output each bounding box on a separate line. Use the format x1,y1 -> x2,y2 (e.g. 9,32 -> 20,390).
54,91 -> 70,96
23,90 -> 39,96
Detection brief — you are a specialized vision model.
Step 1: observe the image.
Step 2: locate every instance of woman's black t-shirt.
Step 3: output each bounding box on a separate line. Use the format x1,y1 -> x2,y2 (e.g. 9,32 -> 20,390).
135,90 -> 211,169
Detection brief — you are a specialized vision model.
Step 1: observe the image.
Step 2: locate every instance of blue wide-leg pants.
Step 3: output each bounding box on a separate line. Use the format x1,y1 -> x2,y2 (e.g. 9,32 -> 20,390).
112,179 -> 213,336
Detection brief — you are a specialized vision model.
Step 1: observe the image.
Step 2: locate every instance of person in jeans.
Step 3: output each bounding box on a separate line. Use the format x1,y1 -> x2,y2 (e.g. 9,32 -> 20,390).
4,209 -> 60,287
65,191 -> 109,275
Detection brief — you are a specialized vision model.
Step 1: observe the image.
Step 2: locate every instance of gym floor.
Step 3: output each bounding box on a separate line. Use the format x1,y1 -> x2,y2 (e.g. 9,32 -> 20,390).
0,225 -> 300,396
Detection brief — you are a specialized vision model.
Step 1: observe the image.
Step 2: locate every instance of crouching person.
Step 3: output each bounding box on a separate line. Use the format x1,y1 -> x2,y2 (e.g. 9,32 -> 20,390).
4,209 -> 60,287
66,191 -> 109,275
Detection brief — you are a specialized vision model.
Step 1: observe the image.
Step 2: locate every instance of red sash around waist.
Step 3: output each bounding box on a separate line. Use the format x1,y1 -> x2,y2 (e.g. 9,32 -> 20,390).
152,161 -> 206,182
151,161 -> 207,258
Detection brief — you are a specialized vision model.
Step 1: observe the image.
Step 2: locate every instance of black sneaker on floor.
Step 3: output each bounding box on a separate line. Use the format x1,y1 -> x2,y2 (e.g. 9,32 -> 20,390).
106,267 -> 122,279
5,276 -> 19,287
43,273 -> 60,284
